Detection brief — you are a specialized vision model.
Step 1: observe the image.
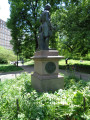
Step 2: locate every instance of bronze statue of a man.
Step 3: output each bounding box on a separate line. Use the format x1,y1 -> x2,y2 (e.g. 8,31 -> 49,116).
38,4 -> 52,50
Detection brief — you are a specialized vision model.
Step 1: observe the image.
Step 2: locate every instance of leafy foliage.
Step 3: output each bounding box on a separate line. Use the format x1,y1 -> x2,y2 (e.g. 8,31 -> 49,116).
7,0 -> 90,58
7,0 -> 63,58
0,73 -> 90,120
51,0 -> 90,57
0,46 -> 16,64
7,0 -> 60,57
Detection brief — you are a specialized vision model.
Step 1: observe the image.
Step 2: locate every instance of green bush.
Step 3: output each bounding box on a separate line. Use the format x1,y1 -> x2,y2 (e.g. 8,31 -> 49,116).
0,73 -> 90,120
0,46 -> 16,64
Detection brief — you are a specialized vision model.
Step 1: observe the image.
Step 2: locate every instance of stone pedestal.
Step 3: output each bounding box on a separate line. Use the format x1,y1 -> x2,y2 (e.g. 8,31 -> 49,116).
31,50 -> 64,92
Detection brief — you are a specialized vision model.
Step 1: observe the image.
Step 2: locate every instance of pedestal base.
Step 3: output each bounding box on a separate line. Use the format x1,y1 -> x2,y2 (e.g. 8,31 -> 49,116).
31,73 -> 64,92
31,50 -> 64,92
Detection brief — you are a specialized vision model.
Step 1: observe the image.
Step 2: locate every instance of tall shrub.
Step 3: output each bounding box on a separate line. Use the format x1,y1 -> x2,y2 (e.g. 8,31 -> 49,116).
0,46 -> 16,64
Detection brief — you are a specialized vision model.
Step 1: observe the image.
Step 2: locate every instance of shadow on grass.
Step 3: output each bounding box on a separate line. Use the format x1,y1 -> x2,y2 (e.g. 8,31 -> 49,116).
0,65 -> 23,72
59,64 -> 90,74
27,64 -> 34,67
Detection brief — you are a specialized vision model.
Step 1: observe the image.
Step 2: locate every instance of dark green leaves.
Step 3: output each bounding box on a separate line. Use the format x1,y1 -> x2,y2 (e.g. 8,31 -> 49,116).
51,0 -> 90,57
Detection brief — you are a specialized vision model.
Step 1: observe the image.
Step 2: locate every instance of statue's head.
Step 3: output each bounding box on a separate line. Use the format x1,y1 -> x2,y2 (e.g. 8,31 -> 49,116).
44,4 -> 51,11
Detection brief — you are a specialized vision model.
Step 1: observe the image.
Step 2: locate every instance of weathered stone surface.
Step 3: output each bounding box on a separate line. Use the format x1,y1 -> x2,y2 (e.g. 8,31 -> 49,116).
31,50 -> 64,92
31,74 -> 64,92
35,50 -> 58,56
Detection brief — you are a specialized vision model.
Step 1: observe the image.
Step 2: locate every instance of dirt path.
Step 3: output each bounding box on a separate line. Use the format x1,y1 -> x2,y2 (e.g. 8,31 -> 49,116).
0,65 -> 90,81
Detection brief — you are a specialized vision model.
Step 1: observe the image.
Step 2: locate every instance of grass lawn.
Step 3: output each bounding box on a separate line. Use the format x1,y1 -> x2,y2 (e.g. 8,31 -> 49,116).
24,60 -> 34,66
24,59 -> 90,74
59,59 -> 90,74
59,59 -> 90,66
0,64 -> 23,72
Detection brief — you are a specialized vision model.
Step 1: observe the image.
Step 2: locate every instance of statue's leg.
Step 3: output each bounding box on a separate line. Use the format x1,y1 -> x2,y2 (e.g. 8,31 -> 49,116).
45,38 -> 49,50
37,36 -> 40,50
40,33 -> 44,50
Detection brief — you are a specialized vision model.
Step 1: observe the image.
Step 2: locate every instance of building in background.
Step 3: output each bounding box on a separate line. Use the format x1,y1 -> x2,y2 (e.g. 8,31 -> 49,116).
0,19 -> 12,50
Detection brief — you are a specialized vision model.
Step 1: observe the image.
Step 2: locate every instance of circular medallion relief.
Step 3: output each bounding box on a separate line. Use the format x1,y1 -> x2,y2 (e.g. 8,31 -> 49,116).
45,62 -> 56,74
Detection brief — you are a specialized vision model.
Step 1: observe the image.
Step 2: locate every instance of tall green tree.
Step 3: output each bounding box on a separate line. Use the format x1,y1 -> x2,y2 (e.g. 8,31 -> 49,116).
51,0 -> 90,57
7,0 -> 42,56
7,0 -> 61,58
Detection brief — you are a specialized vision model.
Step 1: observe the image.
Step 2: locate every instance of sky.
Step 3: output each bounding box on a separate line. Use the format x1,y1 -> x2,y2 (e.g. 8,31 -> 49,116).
0,0 -> 10,21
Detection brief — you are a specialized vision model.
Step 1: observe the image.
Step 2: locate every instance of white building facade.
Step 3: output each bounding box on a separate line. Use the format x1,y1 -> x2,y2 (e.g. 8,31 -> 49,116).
0,19 -> 12,50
